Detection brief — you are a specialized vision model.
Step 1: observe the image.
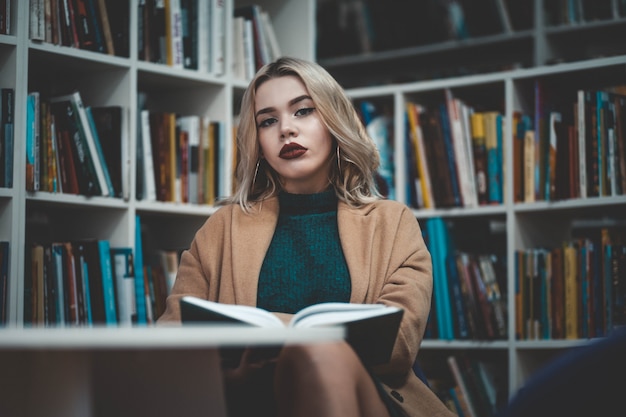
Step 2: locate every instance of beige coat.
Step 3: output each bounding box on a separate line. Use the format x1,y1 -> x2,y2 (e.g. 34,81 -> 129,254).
159,196 -> 455,417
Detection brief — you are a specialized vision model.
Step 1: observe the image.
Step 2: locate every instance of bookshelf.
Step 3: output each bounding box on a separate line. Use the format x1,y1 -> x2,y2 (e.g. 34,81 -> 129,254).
0,0 -> 315,325
2,1 -> 625,416
346,55 -> 626,414
317,0 -> 626,88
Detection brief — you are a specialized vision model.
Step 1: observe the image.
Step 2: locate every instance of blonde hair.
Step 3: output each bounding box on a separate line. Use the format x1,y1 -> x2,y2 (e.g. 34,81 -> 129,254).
226,57 -> 381,211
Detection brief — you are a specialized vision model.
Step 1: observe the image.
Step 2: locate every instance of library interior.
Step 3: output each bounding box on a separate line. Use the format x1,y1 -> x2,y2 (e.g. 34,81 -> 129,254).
1,1 -> 626,416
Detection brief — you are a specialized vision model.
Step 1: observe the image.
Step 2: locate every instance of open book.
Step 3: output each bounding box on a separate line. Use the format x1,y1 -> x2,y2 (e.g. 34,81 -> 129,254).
180,296 -> 404,366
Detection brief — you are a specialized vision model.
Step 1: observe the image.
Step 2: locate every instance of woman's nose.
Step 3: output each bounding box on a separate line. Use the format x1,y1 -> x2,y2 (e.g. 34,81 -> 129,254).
280,120 -> 298,138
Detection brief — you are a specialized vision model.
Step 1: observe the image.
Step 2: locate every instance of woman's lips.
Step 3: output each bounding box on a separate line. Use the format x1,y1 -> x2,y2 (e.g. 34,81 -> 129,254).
279,143 -> 307,159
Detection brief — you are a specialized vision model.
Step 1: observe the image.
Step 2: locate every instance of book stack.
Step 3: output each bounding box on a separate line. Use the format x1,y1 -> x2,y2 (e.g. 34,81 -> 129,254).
514,84 -> 626,203
424,217 -> 508,341
515,225 -> 626,340
23,234 -> 177,327
138,0 -> 226,75
29,0 -> 129,57
26,90 -> 128,199
135,108 -> 225,205
404,90 -> 504,210
232,4 -> 282,80
446,354 -> 504,417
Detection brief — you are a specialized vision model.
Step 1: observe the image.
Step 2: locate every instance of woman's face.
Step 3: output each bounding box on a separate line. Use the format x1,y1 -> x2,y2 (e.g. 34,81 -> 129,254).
254,75 -> 334,194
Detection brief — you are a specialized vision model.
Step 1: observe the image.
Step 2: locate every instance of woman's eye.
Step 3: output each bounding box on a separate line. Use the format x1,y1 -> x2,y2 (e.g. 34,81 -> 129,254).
258,117 -> 276,128
295,107 -> 315,117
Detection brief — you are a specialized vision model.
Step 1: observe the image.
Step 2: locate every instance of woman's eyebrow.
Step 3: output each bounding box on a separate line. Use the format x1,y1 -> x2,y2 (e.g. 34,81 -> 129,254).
255,95 -> 313,118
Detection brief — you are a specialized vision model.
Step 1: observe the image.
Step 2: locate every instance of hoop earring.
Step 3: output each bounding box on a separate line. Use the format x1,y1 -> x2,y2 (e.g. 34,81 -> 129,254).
336,146 -> 341,173
252,159 -> 260,188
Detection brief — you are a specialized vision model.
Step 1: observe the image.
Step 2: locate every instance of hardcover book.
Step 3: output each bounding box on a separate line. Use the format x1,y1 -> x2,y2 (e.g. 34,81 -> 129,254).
180,296 -> 403,366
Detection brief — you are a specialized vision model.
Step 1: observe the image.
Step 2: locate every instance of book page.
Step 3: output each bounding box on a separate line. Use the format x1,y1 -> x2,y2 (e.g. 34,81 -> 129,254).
290,303 -> 398,328
181,297 -> 284,328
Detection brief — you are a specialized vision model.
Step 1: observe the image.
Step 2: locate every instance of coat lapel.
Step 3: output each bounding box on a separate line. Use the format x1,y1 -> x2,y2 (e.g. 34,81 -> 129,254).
230,197 -> 279,306
337,202 -> 374,303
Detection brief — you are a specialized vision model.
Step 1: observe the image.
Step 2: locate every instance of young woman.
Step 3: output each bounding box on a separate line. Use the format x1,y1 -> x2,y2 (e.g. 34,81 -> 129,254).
158,57 -> 454,417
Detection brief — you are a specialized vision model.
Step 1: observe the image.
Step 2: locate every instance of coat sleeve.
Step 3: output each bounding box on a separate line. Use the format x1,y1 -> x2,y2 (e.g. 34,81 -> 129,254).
374,205 -> 432,376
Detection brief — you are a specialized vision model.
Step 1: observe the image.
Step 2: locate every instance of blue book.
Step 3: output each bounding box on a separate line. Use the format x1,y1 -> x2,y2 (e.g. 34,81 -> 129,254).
134,215 -> 147,325
426,217 -> 454,340
439,103 -> 462,207
98,240 -> 117,325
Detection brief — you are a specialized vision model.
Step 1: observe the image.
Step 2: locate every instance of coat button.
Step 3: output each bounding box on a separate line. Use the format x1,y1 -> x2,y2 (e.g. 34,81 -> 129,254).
390,390 -> 404,402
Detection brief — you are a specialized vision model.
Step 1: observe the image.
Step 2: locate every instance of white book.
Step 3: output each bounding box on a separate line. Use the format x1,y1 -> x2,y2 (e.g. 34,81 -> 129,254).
29,0 -> 45,41
111,247 -> 136,326
243,18 -> 256,80
140,109 -> 157,201
231,16 -> 247,80
445,89 -> 474,207
49,92 -> 110,197
260,10 -> 282,62
196,0 -> 210,72
460,102 -> 478,207
210,0 -> 225,75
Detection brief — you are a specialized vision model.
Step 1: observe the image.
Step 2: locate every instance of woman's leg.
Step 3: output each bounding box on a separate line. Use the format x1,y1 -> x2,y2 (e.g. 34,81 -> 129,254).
274,342 -> 392,417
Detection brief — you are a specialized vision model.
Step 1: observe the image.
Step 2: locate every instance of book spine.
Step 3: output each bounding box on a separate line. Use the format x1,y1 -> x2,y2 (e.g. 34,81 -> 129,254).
439,103 -> 462,207
1,88 -> 13,188
97,240 -> 117,325
85,107 -> 115,196
134,215 -> 147,325
111,247 -> 136,325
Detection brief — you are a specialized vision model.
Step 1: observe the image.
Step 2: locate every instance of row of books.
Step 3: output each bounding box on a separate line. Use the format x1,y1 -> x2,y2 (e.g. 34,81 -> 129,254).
29,0 -> 129,57
443,354 -> 505,417
136,106 -> 226,205
0,1 -> 8,35
405,92 -> 504,210
515,227 -> 626,341
232,4 -> 282,81
0,241 -> 9,325
24,233 -> 180,327
316,0 -> 530,59
514,84 -> 626,203
545,0 -> 626,25
25,90 -> 129,199
356,100 -> 396,200
424,217 -> 508,341
138,0 -> 225,75
0,87 -> 13,188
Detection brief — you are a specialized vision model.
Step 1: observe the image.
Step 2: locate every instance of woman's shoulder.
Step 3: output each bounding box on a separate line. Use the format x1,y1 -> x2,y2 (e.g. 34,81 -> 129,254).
343,198 -> 413,217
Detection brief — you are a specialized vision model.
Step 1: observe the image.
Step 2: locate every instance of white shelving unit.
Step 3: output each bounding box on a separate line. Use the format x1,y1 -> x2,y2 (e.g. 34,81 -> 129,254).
1,0 -> 624,413
345,55 -> 626,403
0,0 -> 315,325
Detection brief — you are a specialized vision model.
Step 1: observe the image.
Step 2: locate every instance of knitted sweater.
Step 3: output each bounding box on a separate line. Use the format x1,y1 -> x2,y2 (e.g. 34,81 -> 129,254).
257,190 -> 351,313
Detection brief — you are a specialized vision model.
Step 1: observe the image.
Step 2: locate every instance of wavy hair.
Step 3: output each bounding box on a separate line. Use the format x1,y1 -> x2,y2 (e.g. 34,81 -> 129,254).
225,57 -> 381,211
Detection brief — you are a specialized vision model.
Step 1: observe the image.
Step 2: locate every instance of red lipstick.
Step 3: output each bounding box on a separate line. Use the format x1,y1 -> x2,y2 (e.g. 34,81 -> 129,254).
279,142 -> 307,159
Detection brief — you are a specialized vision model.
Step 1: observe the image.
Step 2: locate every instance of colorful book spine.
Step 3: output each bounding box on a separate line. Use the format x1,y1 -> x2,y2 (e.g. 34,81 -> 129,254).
98,240 -> 117,325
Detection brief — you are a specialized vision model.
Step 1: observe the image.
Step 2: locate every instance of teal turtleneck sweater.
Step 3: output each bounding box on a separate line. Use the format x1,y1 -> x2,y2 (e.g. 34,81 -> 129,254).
256,190 -> 351,314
